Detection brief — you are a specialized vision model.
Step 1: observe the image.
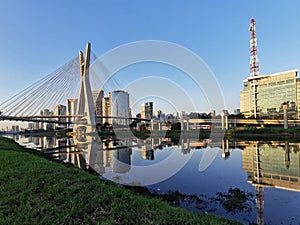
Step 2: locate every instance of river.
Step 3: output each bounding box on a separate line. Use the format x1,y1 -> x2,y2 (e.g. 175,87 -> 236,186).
5,134 -> 300,225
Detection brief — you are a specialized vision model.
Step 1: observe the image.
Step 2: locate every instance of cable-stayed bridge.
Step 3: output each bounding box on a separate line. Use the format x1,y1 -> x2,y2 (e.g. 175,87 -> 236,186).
0,43 -> 147,132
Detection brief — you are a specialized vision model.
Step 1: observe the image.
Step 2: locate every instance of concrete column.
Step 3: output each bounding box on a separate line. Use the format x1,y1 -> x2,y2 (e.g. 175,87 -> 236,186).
151,120 -> 154,131
186,119 -> 189,131
158,122 -> 161,131
221,114 -> 224,130
221,139 -> 225,158
225,116 -> 228,130
181,119 -> 183,131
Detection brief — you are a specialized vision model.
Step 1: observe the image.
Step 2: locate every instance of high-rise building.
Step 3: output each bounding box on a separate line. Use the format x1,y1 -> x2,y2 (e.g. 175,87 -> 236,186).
155,110 -> 162,118
54,104 -> 66,115
110,90 -> 130,126
40,108 -> 54,130
92,90 -> 104,116
241,19 -> 300,119
66,99 -> 78,116
102,97 -> 111,124
66,98 -> 78,126
54,104 -> 67,126
141,102 -> 153,120
240,70 -> 299,119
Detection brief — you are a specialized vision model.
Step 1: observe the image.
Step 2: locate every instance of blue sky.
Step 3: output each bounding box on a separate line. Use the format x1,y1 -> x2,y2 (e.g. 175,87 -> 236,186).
1,0 -> 300,114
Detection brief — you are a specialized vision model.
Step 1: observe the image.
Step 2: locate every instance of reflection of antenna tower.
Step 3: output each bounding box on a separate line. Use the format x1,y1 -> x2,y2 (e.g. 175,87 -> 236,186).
255,187 -> 264,225
254,144 -> 264,225
249,18 -> 260,118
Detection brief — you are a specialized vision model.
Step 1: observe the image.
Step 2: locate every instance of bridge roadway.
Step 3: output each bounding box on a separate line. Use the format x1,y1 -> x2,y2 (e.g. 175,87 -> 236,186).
0,115 -> 150,124
1,114 -> 300,126
0,115 -> 71,124
176,118 -> 300,126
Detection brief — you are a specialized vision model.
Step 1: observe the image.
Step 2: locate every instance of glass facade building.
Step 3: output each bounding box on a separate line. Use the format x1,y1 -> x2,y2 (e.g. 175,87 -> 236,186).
240,70 -> 299,119
110,90 -> 130,126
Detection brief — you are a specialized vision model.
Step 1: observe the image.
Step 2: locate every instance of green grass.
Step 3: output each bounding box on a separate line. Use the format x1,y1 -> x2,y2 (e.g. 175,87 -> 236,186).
0,136 -> 241,225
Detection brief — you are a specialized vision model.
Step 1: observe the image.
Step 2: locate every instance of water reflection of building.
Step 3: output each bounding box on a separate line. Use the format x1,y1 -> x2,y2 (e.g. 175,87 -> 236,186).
222,139 -> 230,159
110,148 -> 131,173
142,141 -> 154,160
65,137 -> 133,174
242,141 -> 300,225
242,142 -> 300,191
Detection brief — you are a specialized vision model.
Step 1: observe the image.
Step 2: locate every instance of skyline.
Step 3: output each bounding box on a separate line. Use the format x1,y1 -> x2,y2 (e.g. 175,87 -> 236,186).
1,1 -> 300,114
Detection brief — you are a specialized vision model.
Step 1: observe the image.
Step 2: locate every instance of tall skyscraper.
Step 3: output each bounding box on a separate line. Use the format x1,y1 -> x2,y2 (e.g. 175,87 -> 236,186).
92,90 -> 104,116
40,108 -> 54,130
141,102 -> 153,120
66,98 -> 78,126
54,104 -> 66,127
110,90 -> 130,126
66,99 -> 78,116
102,97 -> 111,124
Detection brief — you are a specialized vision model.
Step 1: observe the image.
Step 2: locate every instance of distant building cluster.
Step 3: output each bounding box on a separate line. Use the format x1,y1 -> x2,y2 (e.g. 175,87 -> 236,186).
28,89 -> 131,131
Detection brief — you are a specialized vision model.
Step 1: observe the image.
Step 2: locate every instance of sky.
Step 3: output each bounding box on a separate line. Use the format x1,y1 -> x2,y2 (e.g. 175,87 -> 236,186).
1,0 -> 300,117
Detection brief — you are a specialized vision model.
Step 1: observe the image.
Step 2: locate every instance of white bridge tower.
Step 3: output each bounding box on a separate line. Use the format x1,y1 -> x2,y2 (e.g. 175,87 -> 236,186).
73,43 -> 96,134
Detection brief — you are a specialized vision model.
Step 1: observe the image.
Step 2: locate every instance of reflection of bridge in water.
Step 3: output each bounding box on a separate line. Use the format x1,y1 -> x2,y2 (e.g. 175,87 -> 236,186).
20,135 -> 300,194
10,134 -> 300,225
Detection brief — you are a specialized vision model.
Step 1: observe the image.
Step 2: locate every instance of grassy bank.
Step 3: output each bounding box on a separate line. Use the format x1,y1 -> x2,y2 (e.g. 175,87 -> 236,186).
0,137 -> 240,225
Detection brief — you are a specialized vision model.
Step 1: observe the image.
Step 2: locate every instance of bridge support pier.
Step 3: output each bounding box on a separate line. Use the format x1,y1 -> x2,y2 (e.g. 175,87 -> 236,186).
181,118 -> 190,131
221,112 -> 228,130
222,139 -> 230,159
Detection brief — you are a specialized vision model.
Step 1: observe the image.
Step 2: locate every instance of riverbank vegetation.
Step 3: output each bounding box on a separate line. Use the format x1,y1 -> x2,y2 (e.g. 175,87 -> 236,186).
0,136 -> 240,225
226,126 -> 300,140
98,126 -> 300,141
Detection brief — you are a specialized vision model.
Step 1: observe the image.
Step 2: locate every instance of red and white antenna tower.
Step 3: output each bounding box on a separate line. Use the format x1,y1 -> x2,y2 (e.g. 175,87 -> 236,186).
249,18 -> 259,77
249,18 -> 259,118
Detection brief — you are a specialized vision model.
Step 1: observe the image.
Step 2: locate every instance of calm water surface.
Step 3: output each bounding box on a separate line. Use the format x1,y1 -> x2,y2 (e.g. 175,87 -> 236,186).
6,134 -> 300,225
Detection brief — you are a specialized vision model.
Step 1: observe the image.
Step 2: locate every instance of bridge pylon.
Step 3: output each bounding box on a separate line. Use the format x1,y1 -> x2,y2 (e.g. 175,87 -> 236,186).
73,43 -> 96,134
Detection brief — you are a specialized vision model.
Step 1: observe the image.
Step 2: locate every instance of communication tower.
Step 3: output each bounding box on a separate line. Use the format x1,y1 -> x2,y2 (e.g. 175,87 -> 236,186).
249,18 -> 260,117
